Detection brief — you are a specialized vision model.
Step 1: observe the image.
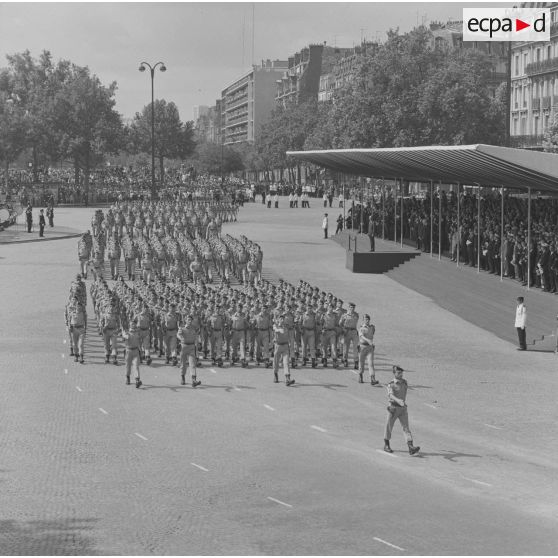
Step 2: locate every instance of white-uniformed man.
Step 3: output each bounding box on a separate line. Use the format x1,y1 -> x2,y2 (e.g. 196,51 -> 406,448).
178,315 -> 201,387
273,313 -> 295,385
340,302 -> 359,369
358,314 -> 379,385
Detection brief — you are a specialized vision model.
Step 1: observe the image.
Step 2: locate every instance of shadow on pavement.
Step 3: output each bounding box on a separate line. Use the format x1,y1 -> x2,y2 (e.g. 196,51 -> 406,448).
416,450 -> 482,462
0,517 -> 100,555
291,383 -> 347,389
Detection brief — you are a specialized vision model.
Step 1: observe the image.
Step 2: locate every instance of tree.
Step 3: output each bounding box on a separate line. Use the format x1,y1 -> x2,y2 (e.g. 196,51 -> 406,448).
0,91 -> 27,187
50,64 -> 123,202
128,100 -> 195,187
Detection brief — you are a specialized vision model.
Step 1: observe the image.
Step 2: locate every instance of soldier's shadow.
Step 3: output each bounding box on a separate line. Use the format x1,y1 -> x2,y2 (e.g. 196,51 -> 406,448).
140,383 -> 255,392
291,383 -> 347,390
414,450 -> 482,461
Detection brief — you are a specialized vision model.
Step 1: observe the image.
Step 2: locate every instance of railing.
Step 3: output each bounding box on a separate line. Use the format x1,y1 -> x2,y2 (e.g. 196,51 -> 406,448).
525,57 -> 558,76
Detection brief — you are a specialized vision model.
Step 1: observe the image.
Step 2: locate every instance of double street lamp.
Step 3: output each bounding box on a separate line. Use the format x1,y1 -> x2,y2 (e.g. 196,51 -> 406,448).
138,61 -> 166,199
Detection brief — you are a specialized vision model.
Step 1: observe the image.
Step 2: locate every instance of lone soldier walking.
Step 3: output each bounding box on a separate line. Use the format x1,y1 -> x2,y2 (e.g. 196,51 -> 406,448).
322,213 -> 329,239
515,296 -> 527,351
358,314 -> 379,385
273,313 -> 295,386
383,365 -> 420,455
121,319 -> 142,388
178,315 -> 201,387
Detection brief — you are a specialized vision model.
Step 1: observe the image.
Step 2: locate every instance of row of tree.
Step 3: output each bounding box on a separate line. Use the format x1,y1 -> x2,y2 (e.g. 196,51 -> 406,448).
0,50 -> 196,193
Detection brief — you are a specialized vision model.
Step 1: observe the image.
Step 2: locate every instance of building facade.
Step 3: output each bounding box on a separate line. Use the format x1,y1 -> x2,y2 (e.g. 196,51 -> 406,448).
221,59 -> 287,145
510,4 -> 558,149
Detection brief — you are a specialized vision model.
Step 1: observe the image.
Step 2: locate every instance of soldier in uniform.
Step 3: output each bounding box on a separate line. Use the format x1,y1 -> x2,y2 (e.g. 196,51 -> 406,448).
321,305 -> 338,368
300,304 -> 317,367
101,302 -> 120,364
358,314 -> 379,385
177,315 -> 201,387
136,303 -> 153,364
190,255 -> 204,285
384,365 -> 420,455
68,300 -> 87,364
340,302 -> 359,369
108,235 -> 121,280
163,303 -> 179,365
208,304 -> 225,366
254,303 -> 272,367
273,313 -> 295,385
77,231 -> 92,278
230,305 -> 249,367
121,319 -> 142,388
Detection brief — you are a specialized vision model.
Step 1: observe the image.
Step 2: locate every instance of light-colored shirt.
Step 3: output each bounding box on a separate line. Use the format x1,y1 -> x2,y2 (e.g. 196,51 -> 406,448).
515,303 -> 527,328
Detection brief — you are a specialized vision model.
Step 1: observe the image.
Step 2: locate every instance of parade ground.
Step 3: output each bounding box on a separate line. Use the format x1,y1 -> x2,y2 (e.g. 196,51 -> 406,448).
1,200 -> 557,556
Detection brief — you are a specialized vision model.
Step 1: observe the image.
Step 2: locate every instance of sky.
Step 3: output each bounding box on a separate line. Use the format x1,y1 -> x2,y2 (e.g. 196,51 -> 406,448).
0,1 -> 501,122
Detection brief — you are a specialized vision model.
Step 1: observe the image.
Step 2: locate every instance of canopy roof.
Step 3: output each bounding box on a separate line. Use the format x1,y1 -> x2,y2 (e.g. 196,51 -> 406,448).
286,144 -> 558,192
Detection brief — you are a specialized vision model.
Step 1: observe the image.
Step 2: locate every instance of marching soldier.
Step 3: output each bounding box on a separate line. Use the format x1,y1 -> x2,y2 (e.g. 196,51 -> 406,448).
177,315 -> 201,387
68,300 -> 87,364
230,304 -> 249,367
77,231 -> 92,278
107,235 -> 121,280
358,314 -> 378,385
340,302 -> 359,369
384,365 -> 420,455
301,304 -> 318,368
321,305 -> 338,368
136,303 -> 153,364
101,302 -> 120,364
163,303 -> 179,365
208,304 -> 225,366
254,303 -> 272,367
273,313 -> 295,385
121,319 -> 142,388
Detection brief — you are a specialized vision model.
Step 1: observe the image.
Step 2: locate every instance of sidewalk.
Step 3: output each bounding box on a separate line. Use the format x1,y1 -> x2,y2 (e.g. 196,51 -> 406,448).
0,224 -> 81,244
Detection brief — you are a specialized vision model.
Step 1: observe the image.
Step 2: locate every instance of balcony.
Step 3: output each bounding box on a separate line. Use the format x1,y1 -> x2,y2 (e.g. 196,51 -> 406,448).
525,57 -> 558,76
509,134 -> 545,148
543,96 -> 552,110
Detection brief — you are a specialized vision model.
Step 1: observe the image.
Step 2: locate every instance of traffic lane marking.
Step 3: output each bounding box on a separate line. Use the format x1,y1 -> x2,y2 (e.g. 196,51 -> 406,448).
461,475 -> 492,487
424,403 -> 437,409
267,497 -> 292,508
99,408 -> 108,415
191,462 -> 209,472
75,386 -> 82,392
373,537 -> 405,551
263,404 -> 275,411
310,425 -> 327,433
376,449 -> 398,458
135,433 -> 148,441
209,368 -> 217,374
484,424 -> 503,430
64,369 -> 68,374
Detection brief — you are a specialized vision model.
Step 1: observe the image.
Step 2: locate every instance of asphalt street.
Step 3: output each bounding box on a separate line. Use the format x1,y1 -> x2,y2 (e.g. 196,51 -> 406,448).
0,201 -> 557,555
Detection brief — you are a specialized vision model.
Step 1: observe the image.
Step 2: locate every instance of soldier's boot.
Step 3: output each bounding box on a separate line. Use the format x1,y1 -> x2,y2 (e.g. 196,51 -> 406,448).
135,377 -> 142,389
172,356 -> 178,366
105,354 -> 110,364
384,439 -> 393,453
358,372 -> 364,383
343,359 -> 348,367
322,357 -> 327,367
291,357 -> 297,369
211,357 -> 217,365
303,356 -> 308,366
146,356 -> 152,365
112,355 -> 117,365
265,359 -> 272,368
241,359 -> 248,368
74,354 -> 79,363
370,377 -> 379,386
286,374 -> 295,386
192,376 -> 201,388
311,358 -> 317,368
274,372 -> 279,383
332,358 -> 338,368
79,354 -> 84,364
354,360 -> 359,370
166,356 -> 170,364
181,375 -> 186,386
217,358 -> 223,367
126,376 -> 131,385
408,442 -> 421,455
295,350 -> 300,359
159,350 -> 164,357
70,348 -> 75,357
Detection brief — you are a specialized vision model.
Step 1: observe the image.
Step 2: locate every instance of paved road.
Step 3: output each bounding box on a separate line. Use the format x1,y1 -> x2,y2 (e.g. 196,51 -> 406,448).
0,202 -> 557,555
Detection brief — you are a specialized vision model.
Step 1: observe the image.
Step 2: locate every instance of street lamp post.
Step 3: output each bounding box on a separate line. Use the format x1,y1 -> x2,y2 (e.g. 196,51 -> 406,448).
139,61 -> 166,199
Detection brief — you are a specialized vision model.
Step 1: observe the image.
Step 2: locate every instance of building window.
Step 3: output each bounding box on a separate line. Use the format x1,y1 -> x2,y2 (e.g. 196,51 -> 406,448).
548,45 -> 552,60
515,55 -> 519,76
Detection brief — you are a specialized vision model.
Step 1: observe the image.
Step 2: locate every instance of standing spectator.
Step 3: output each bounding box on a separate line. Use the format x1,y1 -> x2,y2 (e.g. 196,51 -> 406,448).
273,193 -> 279,208
335,214 -> 343,235
367,214 -> 375,252
323,192 -> 328,208
515,296 -> 527,351
26,203 -> 33,233
339,192 -> 344,208
46,204 -> 54,227
38,209 -> 46,237
322,213 -> 329,239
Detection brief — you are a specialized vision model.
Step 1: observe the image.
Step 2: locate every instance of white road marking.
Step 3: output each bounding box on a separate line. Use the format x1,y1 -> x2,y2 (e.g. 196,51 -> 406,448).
75,386 -> 82,392
310,425 -> 327,433
209,368 -> 217,374
263,404 -> 275,411
424,403 -> 437,409
64,369 -> 68,374
98,408 -> 108,415
267,497 -> 292,508
61,354 -> 65,359
376,449 -> 397,458
191,462 -> 209,472
373,537 -> 405,551
134,433 -> 148,441
351,370 -> 359,375
461,476 -> 492,487
233,386 -> 242,391
484,423 -> 503,430
63,339 -> 67,344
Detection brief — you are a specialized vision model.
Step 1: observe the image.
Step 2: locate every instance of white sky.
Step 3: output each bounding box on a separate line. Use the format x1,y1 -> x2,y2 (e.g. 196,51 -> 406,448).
0,1 -> 504,121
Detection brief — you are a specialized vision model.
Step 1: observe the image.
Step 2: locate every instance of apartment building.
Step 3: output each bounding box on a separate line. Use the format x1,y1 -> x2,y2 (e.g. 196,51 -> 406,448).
221,59 -> 287,145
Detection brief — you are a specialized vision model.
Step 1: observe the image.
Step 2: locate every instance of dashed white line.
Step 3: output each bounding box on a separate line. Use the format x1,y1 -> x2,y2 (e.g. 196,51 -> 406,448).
134,433 -> 148,441
484,424 -> 503,430
98,408 -> 108,415
310,425 -> 327,433
61,353 -> 65,359
462,476 -> 492,487
424,403 -> 437,409
64,369 -> 68,374
233,386 -> 242,391
376,449 -> 397,458
373,537 -> 405,551
75,386 -> 82,392
267,497 -> 292,508
63,339 -> 67,344
191,462 -> 209,472
209,368 -> 217,374
263,404 -> 275,411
